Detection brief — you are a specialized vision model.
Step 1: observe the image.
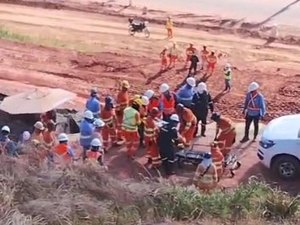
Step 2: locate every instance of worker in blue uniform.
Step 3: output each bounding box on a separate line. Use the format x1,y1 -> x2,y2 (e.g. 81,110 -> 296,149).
176,77 -> 196,108
80,110 -> 95,159
86,88 -> 101,118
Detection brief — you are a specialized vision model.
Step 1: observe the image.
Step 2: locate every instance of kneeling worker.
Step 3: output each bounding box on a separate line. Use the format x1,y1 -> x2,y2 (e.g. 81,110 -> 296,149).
210,141 -> 224,180
86,138 -> 107,170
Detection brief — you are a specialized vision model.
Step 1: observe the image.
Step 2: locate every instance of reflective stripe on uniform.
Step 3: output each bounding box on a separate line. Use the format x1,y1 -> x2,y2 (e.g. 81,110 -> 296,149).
80,135 -> 91,139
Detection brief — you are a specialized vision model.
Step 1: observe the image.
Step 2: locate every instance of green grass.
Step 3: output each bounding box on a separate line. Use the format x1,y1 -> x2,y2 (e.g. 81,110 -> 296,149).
0,26 -> 31,42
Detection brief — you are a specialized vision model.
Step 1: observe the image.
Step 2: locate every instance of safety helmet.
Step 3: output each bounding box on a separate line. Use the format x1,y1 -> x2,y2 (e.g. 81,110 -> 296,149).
22,131 -> 31,141
144,89 -> 155,99
1,125 -> 10,133
34,121 -> 45,131
83,110 -> 94,120
197,82 -> 207,93
248,82 -> 259,92
58,133 -> 69,142
121,80 -> 130,89
186,77 -> 196,87
225,63 -> 231,69
211,112 -> 221,122
105,96 -> 113,105
150,107 -> 159,117
141,96 -> 149,106
159,83 -> 170,93
170,114 -> 180,122
94,119 -> 105,128
91,138 -> 102,147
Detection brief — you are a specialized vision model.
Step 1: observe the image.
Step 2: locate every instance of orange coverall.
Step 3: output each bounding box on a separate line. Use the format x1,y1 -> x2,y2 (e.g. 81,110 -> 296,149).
160,49 -> 168,70
211,144 -> 225,179
101,107 -> 117,150
179,108 -> 197,147
54,144 -> 73,164
144,115 -> 160,167
115,90 -> 129,141
207,54 -> 217,74
217,117 -> 236,157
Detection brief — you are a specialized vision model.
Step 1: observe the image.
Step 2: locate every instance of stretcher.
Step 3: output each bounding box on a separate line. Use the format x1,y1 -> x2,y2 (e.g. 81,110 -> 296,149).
175,144 -> 241,178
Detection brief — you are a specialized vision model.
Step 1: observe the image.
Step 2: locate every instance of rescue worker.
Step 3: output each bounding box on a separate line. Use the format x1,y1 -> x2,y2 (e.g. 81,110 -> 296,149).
176,77 -> 196,108
92,118 -> 105,141
43,120 -> 56,150
86,88 -> 101,118
41,110 -> 57,125
31,121 -> 45,147
200,46 -> 209,70
185,43 -> 197,68
166,16 -> 173,39
206,51 -> 217,75
159,83 -> 177,122
144,107 -> 161,168
79,110 -> 94,159
122,98 -> 141,159
189,51 -> 199,75
157,114 -> 183,176
0,126 -> 18,157
168,42 -> 179,68
241,82 -> 266,143
210,141 -> 224,180
160,48 -> 168,71
17,131 -> 31,154
191,82 -> 214,137
176,104 -> 197,147
101,96 -> 117,151
144,89 -> 162,117
224,63 -> 232,92
53,133 -> 75,165
115,80 -> 130,145
193,153 -> 218,193
211,112 -> 236,157
86,138 -> 107,170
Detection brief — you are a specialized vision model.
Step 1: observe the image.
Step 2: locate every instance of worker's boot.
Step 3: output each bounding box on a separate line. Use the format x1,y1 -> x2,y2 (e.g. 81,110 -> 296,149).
240,136 -> 249,143
200,125 -> 206,137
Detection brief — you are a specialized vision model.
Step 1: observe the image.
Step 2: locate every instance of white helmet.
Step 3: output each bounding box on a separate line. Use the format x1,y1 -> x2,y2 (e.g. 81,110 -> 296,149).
141,96 -> 149,106
225,63 -> 231,69
34,121 -> 45,131
197,82 -> 207,93
170,114 -> 180,122
144,89 -> 155,99
58,133 -> 69,142
22,131 -> 31,141
94,119 -> 105,128
186,77 -> 196,87
83,110 -> 94,120
248,82 -> 259,92
1,125 -> 10,133
91,138 -> 102,147
159,83 -> 170,93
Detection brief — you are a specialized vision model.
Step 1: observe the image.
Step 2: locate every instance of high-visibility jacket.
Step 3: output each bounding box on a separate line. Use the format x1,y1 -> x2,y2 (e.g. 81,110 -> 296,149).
43,131 -> 55,149
144,116 -> 158,141
207,55 -> 217,64
217,117 -> 235,134
79,119 -> 94,147
201,50 -> 209,61
180,108 -> 197,132
166,19 -> 173,29
244,92 -> 266,117
148,97 -> 162,113
161,93 -> 176,116
54,143 -> 74,161
122,107 -> 141,131
86,150 -> 102,161
101,107 -> 116,127
211,146 -> 224,178
116,91 -> 129,113
86,97 -> 101,117
186,47 -> 196,56
224,69 -> 232,80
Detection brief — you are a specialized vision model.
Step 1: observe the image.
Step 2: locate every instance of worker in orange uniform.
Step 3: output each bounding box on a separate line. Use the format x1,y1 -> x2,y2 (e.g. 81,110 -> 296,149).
122,98 -> 142,159
176,103 -> 197,147
193,153 -> 218,193
53,133 -> 75,166
211,112 -> 236,157
160,48 -> 168,71
159,83 -> 177,122
200,46 -> 209,70
101,96 -> 117,152
206,51 -> 217,75
144,89 -> 162,117
86,138 -> 107,170
166,16 -> 173,39
210,141 -> 224,181
43,120 -> 56,150
144,107 -> 161,168
168,42 -> 179,68
115,80 -> 130,145
185,43 -> 197,68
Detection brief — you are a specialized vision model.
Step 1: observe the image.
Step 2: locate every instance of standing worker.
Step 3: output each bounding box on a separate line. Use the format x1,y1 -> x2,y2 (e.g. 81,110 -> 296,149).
191,82 -> 214,137
144,107 -> 161,168
166,16 -> 173,39
168,42 -> 179,68
210,141 -> 224,180
176,103 -> 197,147
159,83 -> 177,122
185,43 -> 197,68
31,121 -> 45,147
80,110 -> 94,159
144,89 -> 162,117
86,88 -> 101,119
211,112 -> 236,157
101,96 -> 117,151
193,153 -> 218,193
122,98 -> 142,159
206,51 -> 217,75
176,77 -> 196,108
0,126 -> 18,157
86,138 -> 107,170
189,51 -> 199,75
160,48 -> 168,71
157,114 -> 183,176
53,133 -> 75,166
92,118 -> 105,142
240,82 -> 266,143
200,46 -> 209,70
115,80 -> 130,145
223,63 -> 233,92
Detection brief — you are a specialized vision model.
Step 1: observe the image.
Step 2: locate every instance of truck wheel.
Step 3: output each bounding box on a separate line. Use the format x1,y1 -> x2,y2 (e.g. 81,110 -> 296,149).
271,155 -> 300,180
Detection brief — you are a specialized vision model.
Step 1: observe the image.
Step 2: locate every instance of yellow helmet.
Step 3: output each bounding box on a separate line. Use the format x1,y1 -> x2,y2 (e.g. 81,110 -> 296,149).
121,80 -> 130,89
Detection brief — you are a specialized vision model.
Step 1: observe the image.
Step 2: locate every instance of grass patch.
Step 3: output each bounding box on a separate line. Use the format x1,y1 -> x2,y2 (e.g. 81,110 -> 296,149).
0,26 -> 31,42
